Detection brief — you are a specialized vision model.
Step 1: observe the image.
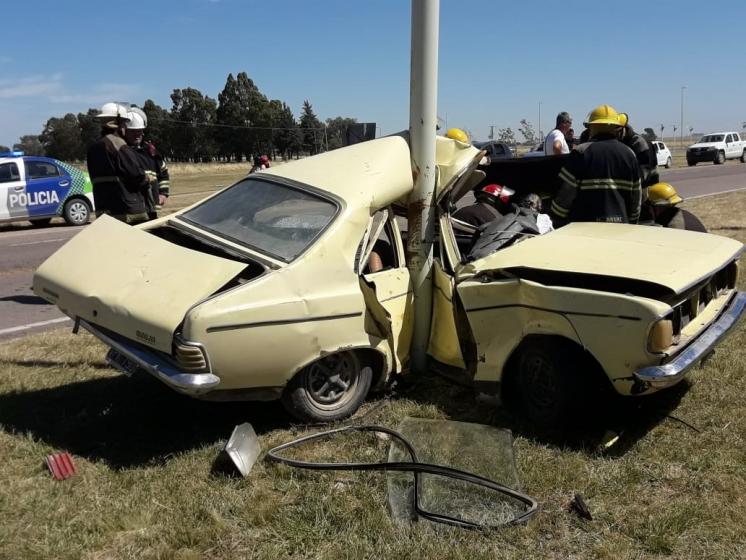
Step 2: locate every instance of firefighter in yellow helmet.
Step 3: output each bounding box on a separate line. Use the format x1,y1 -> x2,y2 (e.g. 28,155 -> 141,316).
549,104 -> 642,226
642,182 -> 707,232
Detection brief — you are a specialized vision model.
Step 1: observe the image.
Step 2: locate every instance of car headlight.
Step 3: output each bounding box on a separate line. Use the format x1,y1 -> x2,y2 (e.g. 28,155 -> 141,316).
648,319 -> 673,353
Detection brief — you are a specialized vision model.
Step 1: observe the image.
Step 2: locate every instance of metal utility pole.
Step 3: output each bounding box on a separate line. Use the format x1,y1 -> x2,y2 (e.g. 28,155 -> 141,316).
407,0 -> 439,373
680,86 -> 687,148
538,101 -> 542,140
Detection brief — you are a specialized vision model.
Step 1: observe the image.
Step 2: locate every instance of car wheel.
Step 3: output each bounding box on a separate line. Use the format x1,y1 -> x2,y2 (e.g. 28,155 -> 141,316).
665,156 -> 672,169
714,151 -> 725,165
281,351 -> 372,423
687,160 -> 696,167
30,218 -> 53,227
511,340 -> 588,429
63,198 -> 90,226
741,150 -> 746,163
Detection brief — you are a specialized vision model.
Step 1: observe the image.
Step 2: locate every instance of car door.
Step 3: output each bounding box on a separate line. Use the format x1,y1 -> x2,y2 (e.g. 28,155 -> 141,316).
0,160 -> 26,222
357,208 -> 413,372
24,159 -> 69,219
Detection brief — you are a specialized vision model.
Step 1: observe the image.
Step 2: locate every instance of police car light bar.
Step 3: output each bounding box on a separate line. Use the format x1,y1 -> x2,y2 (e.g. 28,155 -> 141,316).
0,151 -> 24,157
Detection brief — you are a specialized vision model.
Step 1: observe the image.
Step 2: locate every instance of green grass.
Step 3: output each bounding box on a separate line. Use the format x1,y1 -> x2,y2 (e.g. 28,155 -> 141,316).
0,189 -> 744,559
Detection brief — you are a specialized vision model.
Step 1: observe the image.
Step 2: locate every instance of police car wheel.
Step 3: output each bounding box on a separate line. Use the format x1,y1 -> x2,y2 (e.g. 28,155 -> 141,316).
63,199 -> 90,226
30,218 -> 53,227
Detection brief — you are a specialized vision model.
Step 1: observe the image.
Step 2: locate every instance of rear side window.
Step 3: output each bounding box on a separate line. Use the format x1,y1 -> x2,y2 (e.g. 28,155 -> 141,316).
726,134 -> 733,143
25,161 -> 61,179
0,162 -> 20,183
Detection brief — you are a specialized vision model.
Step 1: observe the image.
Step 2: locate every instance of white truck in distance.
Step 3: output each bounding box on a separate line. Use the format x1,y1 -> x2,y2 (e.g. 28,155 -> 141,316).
686,132 -> 746,166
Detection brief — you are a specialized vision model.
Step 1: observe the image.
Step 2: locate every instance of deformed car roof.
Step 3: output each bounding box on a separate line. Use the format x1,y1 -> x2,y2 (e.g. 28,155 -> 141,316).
262,134 -> 479,212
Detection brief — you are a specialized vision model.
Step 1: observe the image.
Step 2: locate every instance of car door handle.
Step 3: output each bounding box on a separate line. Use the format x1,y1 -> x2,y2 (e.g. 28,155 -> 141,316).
58,180 -> 70,187
14,186 -> 24,191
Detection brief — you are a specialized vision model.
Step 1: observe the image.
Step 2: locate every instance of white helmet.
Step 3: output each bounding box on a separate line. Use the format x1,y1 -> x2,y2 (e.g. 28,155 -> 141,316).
97,102 -> 130,121
126,111 -> 146,130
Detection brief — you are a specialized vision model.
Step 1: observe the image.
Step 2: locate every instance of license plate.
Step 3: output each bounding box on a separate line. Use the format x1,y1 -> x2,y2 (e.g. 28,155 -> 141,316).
106,348 -> 140,377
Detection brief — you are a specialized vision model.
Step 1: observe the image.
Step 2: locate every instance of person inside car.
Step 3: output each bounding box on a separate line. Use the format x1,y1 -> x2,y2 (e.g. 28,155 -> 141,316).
452,183 -> 515,227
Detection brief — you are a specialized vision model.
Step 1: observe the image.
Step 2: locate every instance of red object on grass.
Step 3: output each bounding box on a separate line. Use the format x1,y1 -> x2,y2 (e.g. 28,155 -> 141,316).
46,452 -> 76,480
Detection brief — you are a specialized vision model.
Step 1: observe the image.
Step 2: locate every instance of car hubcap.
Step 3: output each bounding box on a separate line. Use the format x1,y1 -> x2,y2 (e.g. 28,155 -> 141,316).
523,354 -> 559,411
70,202 -> 87,223
306,353 -> 358,407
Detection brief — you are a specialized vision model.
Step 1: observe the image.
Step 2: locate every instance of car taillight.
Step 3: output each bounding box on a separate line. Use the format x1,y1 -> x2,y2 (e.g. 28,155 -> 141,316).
173,339 -> 209,373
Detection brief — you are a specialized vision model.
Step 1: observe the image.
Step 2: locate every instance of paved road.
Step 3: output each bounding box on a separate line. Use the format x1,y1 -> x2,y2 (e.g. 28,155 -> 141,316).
1,162 -> 744,342
0,224 -> 83,341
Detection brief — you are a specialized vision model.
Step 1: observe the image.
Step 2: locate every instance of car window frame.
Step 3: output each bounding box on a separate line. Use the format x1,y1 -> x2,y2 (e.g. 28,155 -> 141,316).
25,159 -> 61,180
0,161 -> 21,183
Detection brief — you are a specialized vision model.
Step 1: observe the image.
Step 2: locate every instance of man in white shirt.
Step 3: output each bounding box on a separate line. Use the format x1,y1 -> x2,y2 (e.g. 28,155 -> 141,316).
543,112 -> 573,155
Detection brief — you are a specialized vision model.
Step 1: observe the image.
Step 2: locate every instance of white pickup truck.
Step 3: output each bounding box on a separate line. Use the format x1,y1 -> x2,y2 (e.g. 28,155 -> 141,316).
686,132 -> 746,166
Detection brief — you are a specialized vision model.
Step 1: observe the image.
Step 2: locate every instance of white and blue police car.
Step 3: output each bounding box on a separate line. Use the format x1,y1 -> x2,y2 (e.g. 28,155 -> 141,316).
0,151 -> 95,226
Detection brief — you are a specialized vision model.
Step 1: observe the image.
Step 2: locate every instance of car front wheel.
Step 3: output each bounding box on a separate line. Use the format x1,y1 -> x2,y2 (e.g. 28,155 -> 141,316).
63,198 -> 90,226
714,151 -> 725,165
281,351 -> 372,423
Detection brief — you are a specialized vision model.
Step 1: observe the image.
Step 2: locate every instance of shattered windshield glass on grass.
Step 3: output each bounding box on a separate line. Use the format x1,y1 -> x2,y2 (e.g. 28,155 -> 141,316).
181,177 -> 338,262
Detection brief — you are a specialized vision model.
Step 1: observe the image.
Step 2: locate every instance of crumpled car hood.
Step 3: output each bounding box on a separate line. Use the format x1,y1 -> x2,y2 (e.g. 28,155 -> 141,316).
33,216 -> 247,352
461,222 -> 743,296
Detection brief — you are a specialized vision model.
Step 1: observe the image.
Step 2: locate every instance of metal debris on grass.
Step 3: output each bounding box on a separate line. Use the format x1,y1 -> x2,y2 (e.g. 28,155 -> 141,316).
46,452 -> 76,480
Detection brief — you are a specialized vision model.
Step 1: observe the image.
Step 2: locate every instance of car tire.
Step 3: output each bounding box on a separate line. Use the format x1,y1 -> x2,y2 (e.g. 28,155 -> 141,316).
741,150 -> 746,163
281,351 -> 372,423
30,218 -> 53,227
714,151 -> 725,165
665,156 -> 672,169
687,160 -> 696,167
511,339 -> 588,430
63,198 -> 91,226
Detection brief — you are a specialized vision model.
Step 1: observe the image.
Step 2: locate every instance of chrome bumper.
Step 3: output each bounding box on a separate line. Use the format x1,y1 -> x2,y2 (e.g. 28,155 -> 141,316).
635,291 -> 746,389
78,318 -> 220,395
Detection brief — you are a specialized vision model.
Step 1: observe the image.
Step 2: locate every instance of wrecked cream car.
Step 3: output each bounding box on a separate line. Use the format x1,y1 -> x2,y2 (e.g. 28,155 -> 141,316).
33,135 -> 745,426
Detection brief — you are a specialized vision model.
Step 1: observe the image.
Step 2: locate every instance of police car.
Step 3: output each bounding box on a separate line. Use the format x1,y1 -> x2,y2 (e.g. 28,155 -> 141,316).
0,151 -> 95,227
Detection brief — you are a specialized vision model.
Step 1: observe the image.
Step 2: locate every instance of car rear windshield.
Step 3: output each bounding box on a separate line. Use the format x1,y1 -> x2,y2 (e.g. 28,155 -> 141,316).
700,135 -> 723,143
180,177 -> 338,262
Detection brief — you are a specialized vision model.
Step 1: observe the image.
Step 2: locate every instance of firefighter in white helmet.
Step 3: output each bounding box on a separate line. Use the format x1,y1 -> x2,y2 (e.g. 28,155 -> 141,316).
125,107 -> 170,220
86,103 -> 149,224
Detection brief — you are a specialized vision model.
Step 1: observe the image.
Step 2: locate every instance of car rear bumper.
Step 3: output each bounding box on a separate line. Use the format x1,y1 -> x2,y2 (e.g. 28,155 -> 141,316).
634,291 -> 746,389
78,318 -> 220,395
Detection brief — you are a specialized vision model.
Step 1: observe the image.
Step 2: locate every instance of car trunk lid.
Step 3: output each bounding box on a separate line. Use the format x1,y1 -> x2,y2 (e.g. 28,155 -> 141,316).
33,216 -> 247,353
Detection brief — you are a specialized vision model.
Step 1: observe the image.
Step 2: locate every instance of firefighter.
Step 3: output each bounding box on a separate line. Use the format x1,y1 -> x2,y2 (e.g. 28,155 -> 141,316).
549,104 -> 642,226
125,108 -> 170,220
618,112 -> 659,188
86,103 -> 149,224
452,184 -> 515,227
445,128 -> 470,144
644,182 -> 707,233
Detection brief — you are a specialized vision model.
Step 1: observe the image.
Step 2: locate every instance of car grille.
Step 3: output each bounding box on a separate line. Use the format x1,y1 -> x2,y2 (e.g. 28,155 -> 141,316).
670,262 -> 738,341
173,338 -> 210,373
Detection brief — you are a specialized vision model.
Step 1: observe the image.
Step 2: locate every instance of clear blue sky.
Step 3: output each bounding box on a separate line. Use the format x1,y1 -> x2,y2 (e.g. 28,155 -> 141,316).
2,0 -> 745,148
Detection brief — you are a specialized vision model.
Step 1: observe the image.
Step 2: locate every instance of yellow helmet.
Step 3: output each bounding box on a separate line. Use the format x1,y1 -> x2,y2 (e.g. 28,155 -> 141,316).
585,104 -> 623,126
618,112 -> 629,127
648,182 -> 683,206
446,128 -> 469,143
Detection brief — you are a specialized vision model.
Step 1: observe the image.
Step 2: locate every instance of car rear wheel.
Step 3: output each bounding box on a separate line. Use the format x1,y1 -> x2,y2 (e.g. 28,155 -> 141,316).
687,160 -> 696,166
741,150 -> 746,163
63,198 -> 90,226
665,156 -> 672,169
281,351 -> 372,423
714,151 -> 725,165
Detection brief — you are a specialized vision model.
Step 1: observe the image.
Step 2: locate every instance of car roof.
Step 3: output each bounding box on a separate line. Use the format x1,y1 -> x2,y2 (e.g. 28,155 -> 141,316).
262,134 -> 479,212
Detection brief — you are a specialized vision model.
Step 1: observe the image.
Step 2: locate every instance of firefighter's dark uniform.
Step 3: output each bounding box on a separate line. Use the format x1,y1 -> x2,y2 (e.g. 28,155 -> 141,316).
452,201 -> 501,227
550,135 -> 642,225
86,133 -> 149,223
131,142 -> 170,219
655,207 -> 707,233
623,125 -> 658,187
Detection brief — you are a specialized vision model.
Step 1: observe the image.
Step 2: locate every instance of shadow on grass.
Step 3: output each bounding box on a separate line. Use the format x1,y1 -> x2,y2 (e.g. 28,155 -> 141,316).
0,374 -> 288,469
393,370 -> 692,456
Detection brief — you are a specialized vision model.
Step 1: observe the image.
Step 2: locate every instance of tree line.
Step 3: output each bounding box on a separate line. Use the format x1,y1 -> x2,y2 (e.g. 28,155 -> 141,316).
2,72 -> 359,163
